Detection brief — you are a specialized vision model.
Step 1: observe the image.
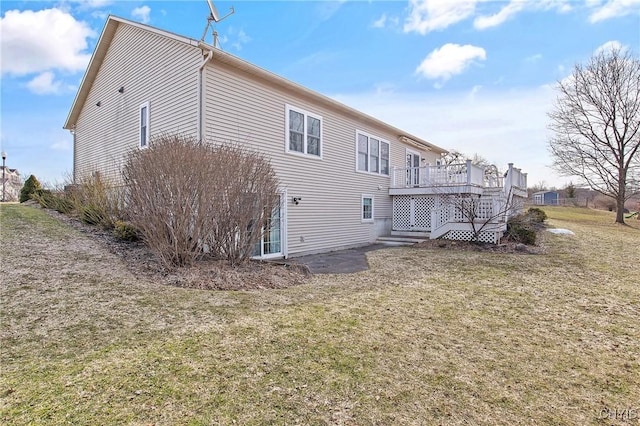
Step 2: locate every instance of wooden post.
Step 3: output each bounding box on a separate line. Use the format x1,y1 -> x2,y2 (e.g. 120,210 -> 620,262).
391,166 -> 396,188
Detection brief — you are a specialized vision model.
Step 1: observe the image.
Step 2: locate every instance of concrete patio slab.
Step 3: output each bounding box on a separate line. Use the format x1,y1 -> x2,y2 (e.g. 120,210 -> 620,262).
282,244 -> 389,274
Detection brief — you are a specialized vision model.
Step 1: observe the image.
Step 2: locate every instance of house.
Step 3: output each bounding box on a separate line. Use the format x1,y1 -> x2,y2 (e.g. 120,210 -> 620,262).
533,191 -> 558,206
1,167 -> 22,202
64,16 -> 527,258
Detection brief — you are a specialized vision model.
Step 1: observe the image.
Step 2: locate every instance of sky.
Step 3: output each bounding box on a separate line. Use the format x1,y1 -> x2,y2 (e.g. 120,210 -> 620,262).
1,0 -> 639,188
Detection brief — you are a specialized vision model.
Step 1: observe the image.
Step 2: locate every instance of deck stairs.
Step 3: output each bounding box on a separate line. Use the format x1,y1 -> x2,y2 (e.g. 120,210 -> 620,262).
376,231 -> 429,246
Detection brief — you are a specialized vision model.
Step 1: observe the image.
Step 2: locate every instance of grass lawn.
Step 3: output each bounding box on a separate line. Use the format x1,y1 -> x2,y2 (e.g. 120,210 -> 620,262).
1,204 -> 638,425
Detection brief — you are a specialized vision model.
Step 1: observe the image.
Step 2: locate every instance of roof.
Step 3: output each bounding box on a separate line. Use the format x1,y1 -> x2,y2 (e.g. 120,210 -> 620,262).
533,191 -> 558,196
64,16 -> 446,154
64,16 -> 199,130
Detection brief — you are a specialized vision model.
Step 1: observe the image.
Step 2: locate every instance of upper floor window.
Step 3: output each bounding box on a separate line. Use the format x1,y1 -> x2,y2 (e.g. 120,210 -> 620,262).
286,105 -> 322,158
356,130 -> 389,175
139,101 -> 149,149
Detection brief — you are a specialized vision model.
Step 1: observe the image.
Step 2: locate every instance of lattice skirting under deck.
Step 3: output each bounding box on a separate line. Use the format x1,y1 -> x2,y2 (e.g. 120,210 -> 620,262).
442,229 -> 499,244
392,195 -> 436,231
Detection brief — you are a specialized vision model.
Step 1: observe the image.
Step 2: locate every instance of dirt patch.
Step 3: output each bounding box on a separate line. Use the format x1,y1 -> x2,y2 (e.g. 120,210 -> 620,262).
413,235 -> 547,254
40,206 -> 310,290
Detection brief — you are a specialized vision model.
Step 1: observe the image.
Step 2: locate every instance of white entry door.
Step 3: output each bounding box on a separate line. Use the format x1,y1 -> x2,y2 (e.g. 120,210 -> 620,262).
253,193 -> 286,259
406,151 -> 421,186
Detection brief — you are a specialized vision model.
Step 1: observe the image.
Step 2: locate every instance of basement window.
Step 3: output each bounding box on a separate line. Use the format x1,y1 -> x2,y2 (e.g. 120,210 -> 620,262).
362,194 -> 374,222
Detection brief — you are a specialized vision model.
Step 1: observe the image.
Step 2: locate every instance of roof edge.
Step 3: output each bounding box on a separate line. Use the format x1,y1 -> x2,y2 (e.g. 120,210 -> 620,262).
198,41 -> 446,154
64,16 -> 447,155
64,15 -> 200,130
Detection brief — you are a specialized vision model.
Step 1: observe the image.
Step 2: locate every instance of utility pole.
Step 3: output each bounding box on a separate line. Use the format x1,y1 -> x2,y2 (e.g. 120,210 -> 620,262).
1,151 -> 6,202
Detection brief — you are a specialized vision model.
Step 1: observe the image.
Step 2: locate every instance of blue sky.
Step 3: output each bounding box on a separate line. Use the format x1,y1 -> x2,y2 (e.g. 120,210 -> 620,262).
1,0 -> 639,188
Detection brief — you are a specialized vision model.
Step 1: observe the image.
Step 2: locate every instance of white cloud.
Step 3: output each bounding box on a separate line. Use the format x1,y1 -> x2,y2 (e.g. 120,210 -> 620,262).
474,1 -> 525,29
70,0 -> 112,8
223,27 -> 251,51
403,0 -> 579,34
51,139 -> 72,151
469,84 -> 482,99
26,71 -> 63,94
402,0 -> 634,34
404,0 -> 478,34
473,0 -> 573,29
416,43 -> 486,86
132,5 -> 151,24
0,8 -> 95,76
524,53 -> 543,63
91,10 -> 108,20
588,0 -> 640,22
216,27 -> 251,51
372,13 -> 387,28
557,64 -> 566,75
374,82 -> 397,96
594,40 -> 626,54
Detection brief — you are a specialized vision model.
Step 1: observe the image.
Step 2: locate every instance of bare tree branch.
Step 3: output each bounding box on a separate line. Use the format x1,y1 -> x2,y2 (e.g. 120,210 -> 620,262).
548,47 -> 640,223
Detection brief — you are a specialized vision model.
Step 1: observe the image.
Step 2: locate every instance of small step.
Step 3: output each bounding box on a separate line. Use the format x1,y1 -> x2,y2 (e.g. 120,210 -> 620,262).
390,230 -> 430,238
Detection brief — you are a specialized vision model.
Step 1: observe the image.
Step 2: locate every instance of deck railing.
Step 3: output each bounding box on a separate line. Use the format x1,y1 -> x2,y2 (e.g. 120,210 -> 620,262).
508,165 -> 527,189
392,159 -> 528,242
391,160 -> 528,193
391,160 -> 485,189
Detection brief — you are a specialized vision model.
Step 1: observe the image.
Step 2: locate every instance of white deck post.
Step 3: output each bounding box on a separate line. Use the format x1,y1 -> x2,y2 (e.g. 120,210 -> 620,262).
466,160 -> 472,185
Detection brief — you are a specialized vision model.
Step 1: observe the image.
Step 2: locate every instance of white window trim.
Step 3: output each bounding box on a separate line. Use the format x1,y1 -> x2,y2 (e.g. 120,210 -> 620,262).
361,194 -> 374,223
251,189 -> 288,260
285,104 -> 323,159
139,101 -> 150,149
355,130 -> 390,176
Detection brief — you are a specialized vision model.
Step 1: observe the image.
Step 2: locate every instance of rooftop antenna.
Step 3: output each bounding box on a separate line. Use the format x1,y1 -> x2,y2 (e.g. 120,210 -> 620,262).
201,0 -> 235,48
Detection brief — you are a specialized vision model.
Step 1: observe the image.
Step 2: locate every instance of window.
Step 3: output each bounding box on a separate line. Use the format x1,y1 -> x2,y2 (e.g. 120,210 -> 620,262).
362,194 -> 374,222
370,138 -> 379,173
357,133 -> 368,171
139,101 -> 149,149
356,131 -> 389,176
286,105 -> 322,158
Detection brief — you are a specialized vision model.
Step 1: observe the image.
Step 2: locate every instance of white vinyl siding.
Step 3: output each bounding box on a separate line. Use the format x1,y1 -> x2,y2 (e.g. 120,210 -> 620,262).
71,18 -> 447,258
362,194 -> 374,222
285,104 -> 322,158
356,130 -> 389,176
139,101 -> 149,148
203,58 -> 441,256
74,23 -> 199,182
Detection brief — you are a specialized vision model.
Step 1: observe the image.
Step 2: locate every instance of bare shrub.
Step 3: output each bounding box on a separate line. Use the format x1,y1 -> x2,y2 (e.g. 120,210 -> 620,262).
122,133 -> 279,268
593,194 -> 617,211
66,173 -> 125,229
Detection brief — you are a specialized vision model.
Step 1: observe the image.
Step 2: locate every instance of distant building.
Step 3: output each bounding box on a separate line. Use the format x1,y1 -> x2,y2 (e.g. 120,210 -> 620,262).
1,167 -> 22,202
533,191 -> 559,206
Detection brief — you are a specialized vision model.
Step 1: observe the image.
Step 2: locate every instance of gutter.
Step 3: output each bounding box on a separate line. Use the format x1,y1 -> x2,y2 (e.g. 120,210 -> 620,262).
197,43 -> 214,141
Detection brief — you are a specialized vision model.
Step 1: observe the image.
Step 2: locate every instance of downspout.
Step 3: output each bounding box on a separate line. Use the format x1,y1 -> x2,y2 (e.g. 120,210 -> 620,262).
197,45 -> 214,141
69,125 -> 77,184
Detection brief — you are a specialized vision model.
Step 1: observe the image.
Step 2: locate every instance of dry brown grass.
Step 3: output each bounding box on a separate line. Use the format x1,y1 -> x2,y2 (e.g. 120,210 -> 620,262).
1,204 -> 638,425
